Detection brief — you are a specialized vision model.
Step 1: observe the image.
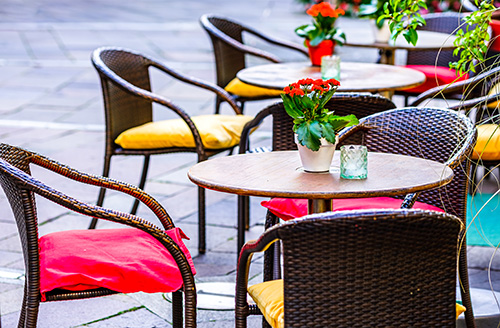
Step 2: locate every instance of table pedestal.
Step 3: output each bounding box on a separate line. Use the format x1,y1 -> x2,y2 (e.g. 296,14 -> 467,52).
308,199 -> 332,214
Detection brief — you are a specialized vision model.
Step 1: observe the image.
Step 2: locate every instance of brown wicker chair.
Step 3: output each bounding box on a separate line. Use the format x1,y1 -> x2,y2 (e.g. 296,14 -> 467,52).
236,209 -> 464,328
0,143 -> 196,328
199,14 -> 308,113
91,47 -> 246,254
236,93 -> 397,252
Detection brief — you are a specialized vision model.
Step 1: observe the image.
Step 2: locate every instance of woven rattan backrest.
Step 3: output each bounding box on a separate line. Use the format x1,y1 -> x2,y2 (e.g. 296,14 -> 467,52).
201,15 -> 250,88
92,48 -> 154,143
407,12 -> 467,67
269,93 -> 396,151
342,107 -> 475,221
0,144 -> 40,285
274,209 -> 462,327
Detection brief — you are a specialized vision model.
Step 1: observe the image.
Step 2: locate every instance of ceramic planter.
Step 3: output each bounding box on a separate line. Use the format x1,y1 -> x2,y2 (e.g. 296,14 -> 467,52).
296,135 -> 337,173
306,39 -> 335,66
372,20 -> 391,43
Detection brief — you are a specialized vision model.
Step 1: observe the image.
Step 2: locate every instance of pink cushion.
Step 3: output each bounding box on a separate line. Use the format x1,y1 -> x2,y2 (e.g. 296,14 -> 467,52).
39,227 -> 195,301
261,197 -> 444,221
490,20 -> 500,52
401,65 -> 469,94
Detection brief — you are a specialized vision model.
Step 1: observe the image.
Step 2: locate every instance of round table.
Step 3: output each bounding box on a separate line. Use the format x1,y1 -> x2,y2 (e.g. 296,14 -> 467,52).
344,30 -> 457,65
236,61 -> 425,96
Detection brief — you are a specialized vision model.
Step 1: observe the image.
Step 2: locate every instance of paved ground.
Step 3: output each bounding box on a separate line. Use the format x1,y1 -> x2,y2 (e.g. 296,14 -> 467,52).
0,0 -> 499,327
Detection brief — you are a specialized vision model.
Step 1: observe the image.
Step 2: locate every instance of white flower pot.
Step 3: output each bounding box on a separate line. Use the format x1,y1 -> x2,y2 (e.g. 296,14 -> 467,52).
372,20 -> 391,43
296,136 -> 337,173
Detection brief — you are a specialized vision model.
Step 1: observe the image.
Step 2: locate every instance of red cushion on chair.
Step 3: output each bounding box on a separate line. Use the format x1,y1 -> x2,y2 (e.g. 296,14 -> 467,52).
261,197 -> 444,221
39,227 -> 195,301
490,20 -> 500,52
401,65 -> 469,94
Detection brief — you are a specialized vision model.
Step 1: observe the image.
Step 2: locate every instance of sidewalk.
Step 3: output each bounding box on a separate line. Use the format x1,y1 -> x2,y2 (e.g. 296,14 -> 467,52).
0,0 -> 499,327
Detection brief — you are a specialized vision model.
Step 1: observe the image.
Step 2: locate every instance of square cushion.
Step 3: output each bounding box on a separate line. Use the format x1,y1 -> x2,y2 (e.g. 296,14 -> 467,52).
224,78 -> 283,98
39,227 -> 195,301
472,124 -> 500,161
248,279 -> 466,327
401,65 -> 469,94
261,197 -> 445,221
114,114 -> 254,150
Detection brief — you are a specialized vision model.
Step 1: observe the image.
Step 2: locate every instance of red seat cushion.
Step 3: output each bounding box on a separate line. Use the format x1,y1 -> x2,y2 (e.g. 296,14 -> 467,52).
39,227 -> 195,301
490,20 -> 500,52
401,65 -> 469,94
261,197 -> 444,221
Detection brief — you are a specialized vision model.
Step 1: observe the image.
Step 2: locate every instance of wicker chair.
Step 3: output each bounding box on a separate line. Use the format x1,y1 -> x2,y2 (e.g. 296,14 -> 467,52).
236,209 -> 464,328
235,93 -> 396,252
262,106 -> 477,328
0,143 -> 196,328
91,47 -> 247,254
396,12 -> 470,106
199,14 -> 308,113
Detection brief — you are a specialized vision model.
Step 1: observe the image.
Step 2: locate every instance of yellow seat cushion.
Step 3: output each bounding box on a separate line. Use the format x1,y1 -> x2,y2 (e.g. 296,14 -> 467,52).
248,279 -> 466,326
487,82 -> 500,109
472,124 -> 500,161
114,115 -> 254,150
248,279 -> 284,328
225,78 -> 283,98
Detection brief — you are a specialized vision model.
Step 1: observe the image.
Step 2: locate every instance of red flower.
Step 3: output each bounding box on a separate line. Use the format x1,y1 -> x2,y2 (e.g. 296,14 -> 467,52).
326,78 -> 340,86
290,88 -> 305,96
307,2 -> 345,18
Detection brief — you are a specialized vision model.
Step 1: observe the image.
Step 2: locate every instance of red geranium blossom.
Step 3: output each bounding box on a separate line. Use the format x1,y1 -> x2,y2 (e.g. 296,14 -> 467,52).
307,2 -> 345,18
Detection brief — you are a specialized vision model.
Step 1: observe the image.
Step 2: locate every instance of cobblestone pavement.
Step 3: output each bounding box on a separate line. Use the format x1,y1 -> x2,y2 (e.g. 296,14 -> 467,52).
0,0 -> 499,327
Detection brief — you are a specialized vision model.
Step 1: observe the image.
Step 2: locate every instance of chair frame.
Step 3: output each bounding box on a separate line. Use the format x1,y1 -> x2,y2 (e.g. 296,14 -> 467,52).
0,143 -> 196,328
199,14 -> 308,112
91,46 -> 243,254
236,209 -> 464,328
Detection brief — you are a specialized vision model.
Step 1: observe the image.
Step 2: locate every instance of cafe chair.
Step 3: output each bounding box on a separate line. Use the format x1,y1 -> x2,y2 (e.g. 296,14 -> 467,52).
199,14 -> 308,113
0,143 -> 196,328
236,209 -> 465,328
261,106 -> 477,328
397,12 -> 470,106
91,46 -> 250,254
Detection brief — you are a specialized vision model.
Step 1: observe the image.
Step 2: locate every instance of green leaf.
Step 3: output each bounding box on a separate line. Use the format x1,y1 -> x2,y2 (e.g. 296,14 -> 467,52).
300,96 -> 315,111
320,122 -> 337,144
295,121 -> 322,151
281,94 -> 303,119
328,114 -> 359,131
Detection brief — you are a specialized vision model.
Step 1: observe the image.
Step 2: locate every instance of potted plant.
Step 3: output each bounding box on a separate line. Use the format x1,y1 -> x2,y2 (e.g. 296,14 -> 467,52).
295,2 -> 347,66
281,78 -> 359,172
358,0 -> 393,43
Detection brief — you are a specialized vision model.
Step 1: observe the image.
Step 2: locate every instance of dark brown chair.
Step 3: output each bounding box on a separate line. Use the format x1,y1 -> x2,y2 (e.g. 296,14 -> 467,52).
236,93 -> 397,252
199,14 -> 308,113
91,47 -> 247,254
0,143 -> 196,328
236,209 -> 464,328
396,12 -> 470,105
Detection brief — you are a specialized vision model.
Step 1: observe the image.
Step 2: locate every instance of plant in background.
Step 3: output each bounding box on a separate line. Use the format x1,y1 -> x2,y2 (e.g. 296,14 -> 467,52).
358,0 -> 394,28
281,78 -> 359,151
295,2 -> 347,46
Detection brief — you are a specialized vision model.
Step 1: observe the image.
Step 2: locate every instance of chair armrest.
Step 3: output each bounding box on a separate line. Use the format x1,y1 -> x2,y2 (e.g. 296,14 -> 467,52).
240,24 -> 309,57
148,59 -> 242,115
238,105 -> 274,154
448,92 -> 500,112
29,153 -> 175,230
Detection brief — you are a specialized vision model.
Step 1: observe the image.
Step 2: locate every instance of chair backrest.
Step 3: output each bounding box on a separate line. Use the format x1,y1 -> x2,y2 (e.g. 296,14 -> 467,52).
259,93 -> 397,152
407,12 -> 468,67
0,144 -> 41,294
338,107 -> 476,222
269,209 -> 463,327
91,48 -> 154,149
200,15 -> 254,88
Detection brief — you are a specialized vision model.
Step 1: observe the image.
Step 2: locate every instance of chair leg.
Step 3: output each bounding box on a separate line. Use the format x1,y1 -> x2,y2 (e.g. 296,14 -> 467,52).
237,195 -> 249,253
215,96 -> 222,114
198,186 -> 206,254
172,290 -> 183,328
263,211 -> 280,282
22,286 -> 40,328
130,155 -> 150,215
89,154 -> 112,229
459,242 -> 477,328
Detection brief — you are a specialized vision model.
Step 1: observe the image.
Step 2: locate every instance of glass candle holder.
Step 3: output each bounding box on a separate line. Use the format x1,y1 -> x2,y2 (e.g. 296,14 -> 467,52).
321,55 -> 341,81
340,145 -> 368,179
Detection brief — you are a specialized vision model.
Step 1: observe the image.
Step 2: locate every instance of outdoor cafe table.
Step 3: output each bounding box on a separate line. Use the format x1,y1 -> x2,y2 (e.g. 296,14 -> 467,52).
188,150 -> 454,252
344,30 -> 457,65
236,61 -> 425,98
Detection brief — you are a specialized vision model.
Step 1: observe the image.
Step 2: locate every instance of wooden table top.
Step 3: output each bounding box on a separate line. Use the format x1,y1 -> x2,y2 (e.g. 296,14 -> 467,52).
188,151 -> 454,200
236,61 -> 425,92
344,30 -> 457,51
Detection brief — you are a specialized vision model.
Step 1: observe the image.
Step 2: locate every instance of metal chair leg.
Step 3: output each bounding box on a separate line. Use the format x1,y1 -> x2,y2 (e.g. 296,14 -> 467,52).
172,290 -> 183,328
130,155 -> 150,215
263,211 -> 280,282
459,241 -> 476,328
89,154 -> 112,229
237,195 -> 249,253
198,186 -> 206,254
